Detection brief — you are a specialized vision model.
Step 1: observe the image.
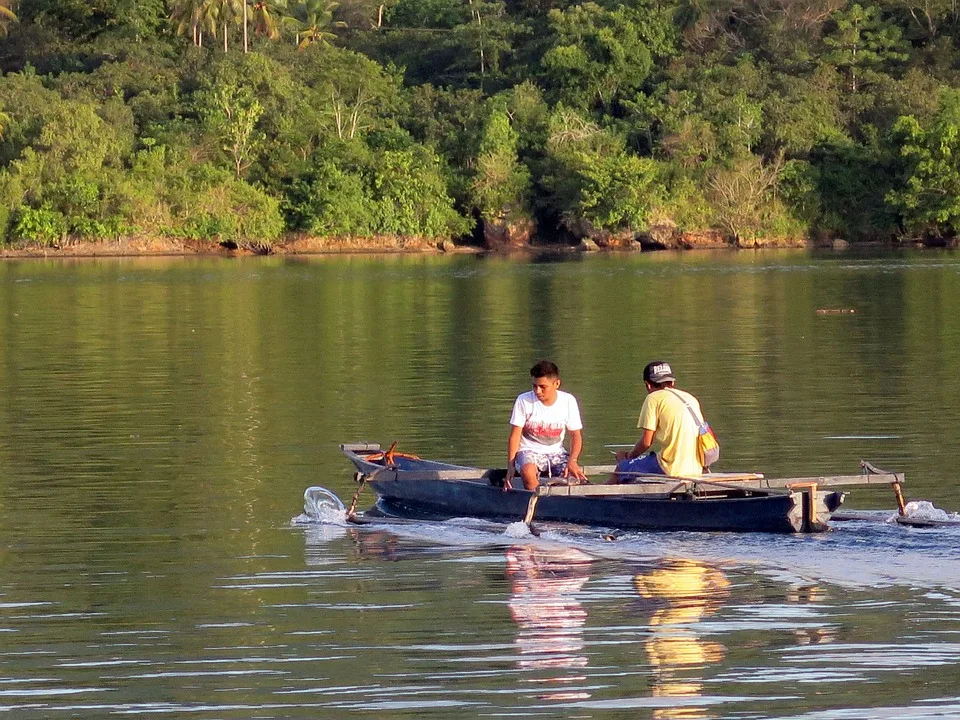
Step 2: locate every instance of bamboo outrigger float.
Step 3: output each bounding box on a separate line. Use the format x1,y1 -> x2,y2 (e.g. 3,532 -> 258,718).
341,443 -> 907,534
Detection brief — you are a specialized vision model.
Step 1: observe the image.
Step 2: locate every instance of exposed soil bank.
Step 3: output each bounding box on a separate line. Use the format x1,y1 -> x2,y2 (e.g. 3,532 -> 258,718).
0,235 -> 479,259
0,232 -> 932,259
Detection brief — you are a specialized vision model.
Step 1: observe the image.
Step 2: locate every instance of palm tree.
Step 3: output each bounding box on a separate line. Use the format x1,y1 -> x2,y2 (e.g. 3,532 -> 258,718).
170,0 -> 218,46
0,0 -> 18,37
251,0 -> 287,40
285,0 -> 345,49
214,0 -> 245,52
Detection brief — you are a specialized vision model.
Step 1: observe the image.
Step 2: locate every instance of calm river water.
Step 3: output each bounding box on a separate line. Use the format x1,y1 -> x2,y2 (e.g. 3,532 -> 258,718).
1,250 -> 960,718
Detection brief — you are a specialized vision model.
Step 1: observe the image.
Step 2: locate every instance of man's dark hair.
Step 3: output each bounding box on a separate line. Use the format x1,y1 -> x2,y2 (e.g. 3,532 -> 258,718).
530,360 -> 560,379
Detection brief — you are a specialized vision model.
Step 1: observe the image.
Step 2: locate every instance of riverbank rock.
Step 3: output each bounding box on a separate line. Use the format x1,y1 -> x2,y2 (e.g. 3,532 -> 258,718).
734,235 -> 807,248
683,230 -> 729,248
482,217 -> 535,250
578,238 -> 600,252
637,222 -> 682,250
564,217 -> 638,248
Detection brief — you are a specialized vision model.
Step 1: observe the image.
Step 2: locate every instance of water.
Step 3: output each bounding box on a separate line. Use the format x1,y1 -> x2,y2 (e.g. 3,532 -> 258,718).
0,250 -> 960,717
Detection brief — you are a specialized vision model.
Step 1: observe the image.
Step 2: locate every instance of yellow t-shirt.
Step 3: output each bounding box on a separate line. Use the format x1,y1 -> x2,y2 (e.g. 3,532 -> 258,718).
637,388 -> 704,477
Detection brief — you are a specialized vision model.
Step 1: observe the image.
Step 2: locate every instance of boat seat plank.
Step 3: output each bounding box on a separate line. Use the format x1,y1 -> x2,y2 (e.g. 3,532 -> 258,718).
580,465 -> 765,481
536,483 -> 693,498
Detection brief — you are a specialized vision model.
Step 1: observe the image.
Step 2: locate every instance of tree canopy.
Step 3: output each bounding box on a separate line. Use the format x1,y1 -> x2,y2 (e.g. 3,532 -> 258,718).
0,0 -> 959,247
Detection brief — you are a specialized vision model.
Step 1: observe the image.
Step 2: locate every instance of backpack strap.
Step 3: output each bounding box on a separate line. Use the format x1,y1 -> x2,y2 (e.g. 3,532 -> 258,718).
666,388 -> 707,430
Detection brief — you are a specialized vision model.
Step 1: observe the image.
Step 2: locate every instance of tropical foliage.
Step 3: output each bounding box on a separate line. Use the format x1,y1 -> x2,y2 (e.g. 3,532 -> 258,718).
1,0 -> 960,247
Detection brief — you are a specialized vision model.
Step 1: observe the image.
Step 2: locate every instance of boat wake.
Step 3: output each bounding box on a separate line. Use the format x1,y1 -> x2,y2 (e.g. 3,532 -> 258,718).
504,521 -> 536,538
899,500 -> 960,525
291,486 -> 348,526
292,487 -> 960,591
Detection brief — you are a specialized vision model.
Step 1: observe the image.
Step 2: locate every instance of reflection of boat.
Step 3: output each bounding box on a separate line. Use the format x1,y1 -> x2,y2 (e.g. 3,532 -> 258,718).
634,560 -> 731,720
506,545 -> 592,701
340,444 -> 906,533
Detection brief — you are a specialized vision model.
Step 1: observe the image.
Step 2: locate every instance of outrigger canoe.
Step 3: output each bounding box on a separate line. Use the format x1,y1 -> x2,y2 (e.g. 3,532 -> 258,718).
341,443 -> 908,534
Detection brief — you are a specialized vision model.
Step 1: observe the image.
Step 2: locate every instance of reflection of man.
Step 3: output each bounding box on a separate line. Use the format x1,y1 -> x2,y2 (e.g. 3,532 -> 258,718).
634,559 -> 730,720
506,545 -> 592,701
787,585 -> 836,645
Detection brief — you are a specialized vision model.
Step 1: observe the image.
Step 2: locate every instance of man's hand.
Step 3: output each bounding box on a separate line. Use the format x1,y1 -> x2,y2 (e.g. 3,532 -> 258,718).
615,450 -> 631,462
563,459 -> 588,483
503,466 -> 514,492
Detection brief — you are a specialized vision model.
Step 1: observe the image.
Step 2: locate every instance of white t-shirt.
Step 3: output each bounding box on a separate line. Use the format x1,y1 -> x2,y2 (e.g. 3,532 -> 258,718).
509,390 -> 584,455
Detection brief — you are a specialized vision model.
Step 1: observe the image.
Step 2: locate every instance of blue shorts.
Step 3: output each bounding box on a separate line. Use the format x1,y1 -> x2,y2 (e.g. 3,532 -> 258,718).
515,449 -> 569,477
615,453 -> 664,481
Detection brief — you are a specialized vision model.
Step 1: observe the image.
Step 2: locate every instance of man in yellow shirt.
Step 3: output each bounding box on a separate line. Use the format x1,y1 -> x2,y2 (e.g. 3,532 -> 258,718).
613,361 -> 706,480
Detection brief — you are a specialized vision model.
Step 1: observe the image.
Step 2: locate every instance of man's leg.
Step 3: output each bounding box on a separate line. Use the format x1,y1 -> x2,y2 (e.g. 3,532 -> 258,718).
515,450 -> 550,491
610,453 -> 664,484
519,462 -> 540,491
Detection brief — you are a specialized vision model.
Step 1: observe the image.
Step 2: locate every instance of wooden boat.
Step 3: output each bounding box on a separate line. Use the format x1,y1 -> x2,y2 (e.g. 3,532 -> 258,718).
341,443 -> 908,534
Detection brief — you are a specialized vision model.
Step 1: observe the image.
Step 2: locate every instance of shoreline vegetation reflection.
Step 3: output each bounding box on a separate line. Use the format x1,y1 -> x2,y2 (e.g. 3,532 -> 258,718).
1,253 -> 960,718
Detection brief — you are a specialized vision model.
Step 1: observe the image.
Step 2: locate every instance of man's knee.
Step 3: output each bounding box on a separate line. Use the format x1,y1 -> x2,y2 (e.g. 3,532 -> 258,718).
520,463 -> 540,490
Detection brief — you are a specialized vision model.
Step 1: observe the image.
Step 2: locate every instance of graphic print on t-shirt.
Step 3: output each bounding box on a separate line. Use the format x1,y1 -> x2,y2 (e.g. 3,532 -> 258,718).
522,421 -> 564,447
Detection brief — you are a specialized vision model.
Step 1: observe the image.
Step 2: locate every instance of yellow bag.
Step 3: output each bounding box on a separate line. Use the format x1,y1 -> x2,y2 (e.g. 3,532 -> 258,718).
697,422 -> 720,468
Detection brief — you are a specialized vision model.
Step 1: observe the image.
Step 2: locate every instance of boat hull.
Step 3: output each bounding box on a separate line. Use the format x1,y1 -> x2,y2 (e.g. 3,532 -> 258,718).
371,477 -> 818,533
342,445 -> 845,534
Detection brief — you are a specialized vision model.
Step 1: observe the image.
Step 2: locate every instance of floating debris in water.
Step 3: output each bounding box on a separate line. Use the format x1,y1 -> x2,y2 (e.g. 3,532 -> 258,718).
816,308 -> 856,315
823,435 -> 902,440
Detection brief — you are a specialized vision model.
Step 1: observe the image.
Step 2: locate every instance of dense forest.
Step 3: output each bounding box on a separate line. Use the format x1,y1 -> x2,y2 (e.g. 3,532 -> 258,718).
0,0 -> 959,250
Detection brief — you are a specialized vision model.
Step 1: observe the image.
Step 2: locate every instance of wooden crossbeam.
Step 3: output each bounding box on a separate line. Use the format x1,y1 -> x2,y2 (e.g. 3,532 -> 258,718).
727,473 -> 904,489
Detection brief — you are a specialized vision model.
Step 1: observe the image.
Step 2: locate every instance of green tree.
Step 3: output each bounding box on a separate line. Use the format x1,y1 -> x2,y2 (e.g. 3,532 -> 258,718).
386,0 -> 465,27
540,2 -> 657,113
823,3 -> 908,93
881,0 -> 952,42
452,0 -> 510,82
314,48 -> 401,139
0,95 -> 130,242
469,104 -> 531,224
698,58 -> 768,158
283,148 -> 372,234
282,139 -> 469,238
368,145 -> 469,237
763,68 -> 846,155
18,0 -> 165,40
541,106 -> 662,237
888,90 -> 960,238
199,81 -> 265,177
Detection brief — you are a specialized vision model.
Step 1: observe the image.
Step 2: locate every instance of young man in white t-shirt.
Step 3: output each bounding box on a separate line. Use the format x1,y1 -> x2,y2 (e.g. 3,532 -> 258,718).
505,360 -> 587,491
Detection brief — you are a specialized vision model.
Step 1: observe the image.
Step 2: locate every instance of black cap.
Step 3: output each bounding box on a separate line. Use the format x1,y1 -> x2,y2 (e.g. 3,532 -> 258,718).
643,361 -> 675,384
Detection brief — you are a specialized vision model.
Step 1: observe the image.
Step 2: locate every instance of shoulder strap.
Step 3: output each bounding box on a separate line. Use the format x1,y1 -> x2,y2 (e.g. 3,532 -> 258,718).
666,388 -> 706,429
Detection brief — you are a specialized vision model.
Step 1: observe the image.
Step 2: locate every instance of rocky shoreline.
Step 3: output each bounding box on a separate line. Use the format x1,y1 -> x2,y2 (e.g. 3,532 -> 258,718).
0,231 -> 923,260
